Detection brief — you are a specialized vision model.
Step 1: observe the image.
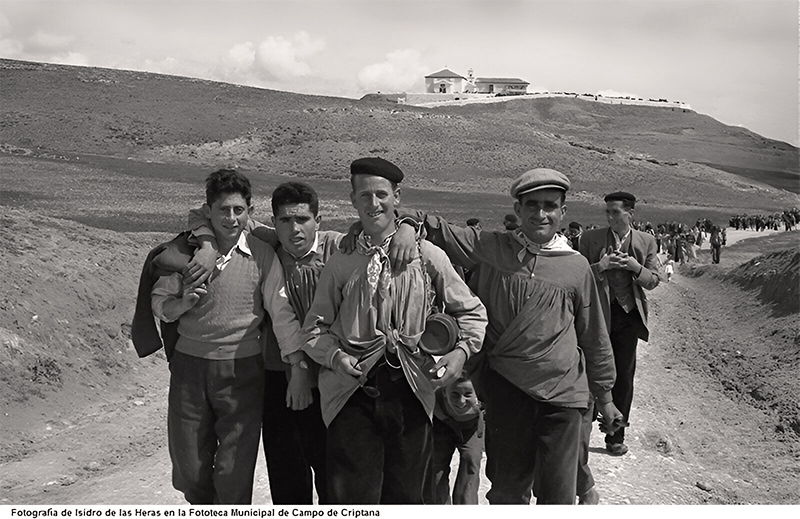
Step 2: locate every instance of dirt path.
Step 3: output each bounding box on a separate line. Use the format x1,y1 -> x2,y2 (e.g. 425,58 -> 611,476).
1,225 -> 797,505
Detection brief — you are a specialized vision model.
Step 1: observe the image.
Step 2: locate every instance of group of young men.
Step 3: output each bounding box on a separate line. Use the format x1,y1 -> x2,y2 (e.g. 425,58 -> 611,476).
133,157 -> 660,505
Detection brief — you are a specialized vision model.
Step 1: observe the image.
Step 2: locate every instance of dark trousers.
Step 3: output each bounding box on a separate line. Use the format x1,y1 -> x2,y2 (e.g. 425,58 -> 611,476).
606,301 -> 644,445
432,416 -> 483,504
711,244 -> 721,264
262,370 -> 328,504
326,363 -> 434,504
576,401 -> 595,496
168,351 -> 264,504
483,368 -> 582,504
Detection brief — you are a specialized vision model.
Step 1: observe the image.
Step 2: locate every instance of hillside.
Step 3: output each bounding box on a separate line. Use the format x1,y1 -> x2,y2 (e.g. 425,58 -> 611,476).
1,58 -> 797,224
431,96 -> 799,193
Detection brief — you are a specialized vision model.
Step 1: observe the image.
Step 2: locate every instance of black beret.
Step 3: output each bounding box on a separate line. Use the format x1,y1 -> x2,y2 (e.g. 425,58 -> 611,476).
504,214 -> 518,222
350,157 -> 404,183
466,218 -> 481,226
568,221 -> 582,229
604,191 -> 636,206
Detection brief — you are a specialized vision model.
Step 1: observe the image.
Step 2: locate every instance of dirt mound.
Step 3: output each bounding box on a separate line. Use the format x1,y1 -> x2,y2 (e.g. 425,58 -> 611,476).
723,248 -> 799,315
0,209 -> 171,467
674,235 -> 800,439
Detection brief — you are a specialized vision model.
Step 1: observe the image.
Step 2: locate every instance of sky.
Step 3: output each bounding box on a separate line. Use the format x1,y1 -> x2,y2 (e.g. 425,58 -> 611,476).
1,0 -> 798,146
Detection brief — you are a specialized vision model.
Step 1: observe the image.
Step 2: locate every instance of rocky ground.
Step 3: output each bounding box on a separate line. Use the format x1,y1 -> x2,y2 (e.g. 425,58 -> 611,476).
1,211 -> 798,505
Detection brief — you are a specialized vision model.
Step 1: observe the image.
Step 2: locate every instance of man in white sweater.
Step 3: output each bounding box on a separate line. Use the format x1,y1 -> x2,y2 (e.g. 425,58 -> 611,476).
151,169 -> 304,504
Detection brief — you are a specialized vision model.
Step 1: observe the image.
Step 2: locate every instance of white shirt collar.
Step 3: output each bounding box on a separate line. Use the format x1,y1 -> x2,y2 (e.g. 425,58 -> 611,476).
611,227 -> 632,250
215,231 -> 251,271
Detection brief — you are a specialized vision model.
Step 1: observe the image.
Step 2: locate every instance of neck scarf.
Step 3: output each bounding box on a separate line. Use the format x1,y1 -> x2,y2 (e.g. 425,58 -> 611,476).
512,228 -> 578,262
356,229 -> 396,298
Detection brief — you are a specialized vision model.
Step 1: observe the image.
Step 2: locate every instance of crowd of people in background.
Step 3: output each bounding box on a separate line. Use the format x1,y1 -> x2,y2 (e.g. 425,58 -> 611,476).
729,209 -> 798,232
559,207 -> 798,268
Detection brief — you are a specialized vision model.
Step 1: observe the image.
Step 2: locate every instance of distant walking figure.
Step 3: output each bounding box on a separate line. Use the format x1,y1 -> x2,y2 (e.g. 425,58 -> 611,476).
710,226 -> 722,264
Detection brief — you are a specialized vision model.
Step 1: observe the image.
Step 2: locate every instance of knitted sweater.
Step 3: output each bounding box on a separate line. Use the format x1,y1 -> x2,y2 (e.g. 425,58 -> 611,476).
152,233 -> 304,360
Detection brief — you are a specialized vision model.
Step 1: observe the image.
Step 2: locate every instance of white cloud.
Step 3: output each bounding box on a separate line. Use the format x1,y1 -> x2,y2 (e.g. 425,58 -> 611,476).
141,56 -> 203,78
49,51 -> 89,66
357,49 -> 428,93
0,38 -> 23,57
29,30 -> 75,51
227,42 -> 256,71
0,11 -> 11,34
0,12 -> 23,58
252,31 -> 325,80
596,89 -> 640,99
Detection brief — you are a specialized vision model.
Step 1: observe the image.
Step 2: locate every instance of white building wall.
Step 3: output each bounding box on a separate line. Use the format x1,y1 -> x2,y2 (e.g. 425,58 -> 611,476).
425,77 -> 466,93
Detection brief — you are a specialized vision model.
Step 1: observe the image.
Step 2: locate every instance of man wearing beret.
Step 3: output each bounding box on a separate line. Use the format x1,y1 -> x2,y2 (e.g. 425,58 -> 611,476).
579,192 -> 660,456
396,168 -> 621,504
302,157 -> 487,504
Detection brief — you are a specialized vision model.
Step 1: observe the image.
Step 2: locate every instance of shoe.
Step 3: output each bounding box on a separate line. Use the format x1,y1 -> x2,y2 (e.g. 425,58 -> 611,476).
605,442 -> 629,456
578,486 -> 600,505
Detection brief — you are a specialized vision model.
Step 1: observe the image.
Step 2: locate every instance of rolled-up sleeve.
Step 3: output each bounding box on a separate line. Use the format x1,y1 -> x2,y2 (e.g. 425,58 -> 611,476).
262,250 -> 305,361
151,273 -> 183,323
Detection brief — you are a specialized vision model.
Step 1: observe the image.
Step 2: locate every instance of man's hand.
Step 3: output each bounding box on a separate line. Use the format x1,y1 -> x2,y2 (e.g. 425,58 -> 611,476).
333,351 -> 363,378
185,242 -> 217,290
609,252 -> 642,274
388,223 -> 419,273
338,221 -> 363,255
596,401 -> 625,435
598,251 -> 614,272
286,366 -> 314,411
429,348 -> 467,387
181,278 -> 207,307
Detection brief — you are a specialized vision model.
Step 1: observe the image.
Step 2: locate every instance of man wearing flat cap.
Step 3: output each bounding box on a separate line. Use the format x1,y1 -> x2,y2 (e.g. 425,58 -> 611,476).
579,191 -> 660,456
395,167 -> 621,504
302,157 -> 487,504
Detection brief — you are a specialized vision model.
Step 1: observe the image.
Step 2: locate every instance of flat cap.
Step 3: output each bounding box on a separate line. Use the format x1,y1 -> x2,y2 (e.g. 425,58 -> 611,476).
568,221 -> 582,229
510,168 -> 571,198
604,191 -> 636,206
350,157 -> 404,183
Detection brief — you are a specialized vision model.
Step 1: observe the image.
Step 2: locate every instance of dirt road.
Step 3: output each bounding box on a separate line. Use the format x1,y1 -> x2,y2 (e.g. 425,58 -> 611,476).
1,226 -> 797,505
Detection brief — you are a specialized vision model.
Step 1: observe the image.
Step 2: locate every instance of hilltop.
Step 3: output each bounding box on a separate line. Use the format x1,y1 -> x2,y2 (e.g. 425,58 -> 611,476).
1,58 -> 797,233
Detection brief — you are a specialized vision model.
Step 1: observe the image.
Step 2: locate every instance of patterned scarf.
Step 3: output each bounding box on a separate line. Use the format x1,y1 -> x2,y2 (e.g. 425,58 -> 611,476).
356,229 -> 397,298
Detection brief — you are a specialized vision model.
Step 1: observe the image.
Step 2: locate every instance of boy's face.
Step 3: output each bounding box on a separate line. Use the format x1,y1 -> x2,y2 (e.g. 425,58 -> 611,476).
446,379 -> 479,416
204,192 -> 250,248
272,203 -> 320,258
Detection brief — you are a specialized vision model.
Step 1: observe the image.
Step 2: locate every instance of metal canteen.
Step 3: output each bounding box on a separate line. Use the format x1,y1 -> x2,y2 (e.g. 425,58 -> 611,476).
419,312 -> 460,356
